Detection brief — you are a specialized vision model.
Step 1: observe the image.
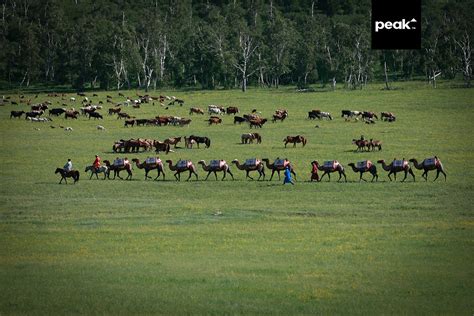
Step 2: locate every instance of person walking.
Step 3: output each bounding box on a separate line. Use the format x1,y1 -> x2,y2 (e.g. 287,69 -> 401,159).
283,165 -> 294,185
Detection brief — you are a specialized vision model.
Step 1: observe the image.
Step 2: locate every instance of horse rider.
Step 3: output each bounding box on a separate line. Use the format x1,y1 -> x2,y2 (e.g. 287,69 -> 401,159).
64,158 -> 73,172
93,155 -> 101,171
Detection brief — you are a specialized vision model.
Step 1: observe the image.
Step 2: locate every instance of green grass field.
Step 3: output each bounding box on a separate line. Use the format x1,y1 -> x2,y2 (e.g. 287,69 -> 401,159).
1,82 -> 473,314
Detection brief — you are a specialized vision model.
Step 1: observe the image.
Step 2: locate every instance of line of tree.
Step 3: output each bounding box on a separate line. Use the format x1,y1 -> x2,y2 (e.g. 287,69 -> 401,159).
0,0 -> 472,91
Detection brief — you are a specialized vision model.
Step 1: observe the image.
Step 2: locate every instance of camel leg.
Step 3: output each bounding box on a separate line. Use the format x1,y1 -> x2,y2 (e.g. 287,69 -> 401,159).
174,172 -> 179,181
438,169 -> 447,181
227,169 -> 234,180
194,171 -> 199,181
387,172 -> 393,181
246,170 -> 254,180
422,170 -> 428,181
269,170 -> 275,181
409,169 -> 416,182
342,171 -> 347,182
186,170 -> 193,181
221,170 -> 226,181
401,170 -> 408,182
359,172 -> 366,182
277,170 -> 281,181
204,171 -> 211,181
214,171 -> 218,181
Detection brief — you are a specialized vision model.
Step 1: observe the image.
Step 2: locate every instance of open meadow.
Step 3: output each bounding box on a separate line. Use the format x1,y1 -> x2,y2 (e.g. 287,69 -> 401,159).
0,82 -> 473,314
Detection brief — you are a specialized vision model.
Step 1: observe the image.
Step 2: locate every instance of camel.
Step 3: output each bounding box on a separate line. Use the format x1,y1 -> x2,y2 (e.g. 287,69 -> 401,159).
347,161 -> 378,182
231,159 -> 265,180
409,157 -> 446,181
198,160 -> 234,181
312,160 -> 347,182
166,159 -> 198,181
262,158 -> 296,181
377,159 -> 415,182
132,158 -> 165,181
103,159 -> 133,180
84,165 -> 108,180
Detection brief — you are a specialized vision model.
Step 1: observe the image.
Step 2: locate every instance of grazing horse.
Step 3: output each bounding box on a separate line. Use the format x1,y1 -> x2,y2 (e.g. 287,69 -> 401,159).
284,135 -> 307,148
189,107 -> 204,115
153,140 -> 171,154
188,135 -> 211,148
84,165 -> 108,180
55,168 -> 80,184
241,133 -> 262,144
164,137 -> 182,148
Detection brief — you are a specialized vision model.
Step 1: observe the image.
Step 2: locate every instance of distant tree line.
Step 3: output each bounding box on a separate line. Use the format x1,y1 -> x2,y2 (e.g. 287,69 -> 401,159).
0,0 -> 472,91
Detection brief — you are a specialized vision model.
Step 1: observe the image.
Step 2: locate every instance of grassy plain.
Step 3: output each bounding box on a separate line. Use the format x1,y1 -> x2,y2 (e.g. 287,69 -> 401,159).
0,82 -> 473,314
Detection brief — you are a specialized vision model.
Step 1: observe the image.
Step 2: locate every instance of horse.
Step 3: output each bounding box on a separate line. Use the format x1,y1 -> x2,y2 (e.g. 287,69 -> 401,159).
284,135 -> 307,148
84,165 -> 108,180
188,135 -> 211,148
241,133 -> 262,144
164,137 -> 182,148
55,168 -> 80,184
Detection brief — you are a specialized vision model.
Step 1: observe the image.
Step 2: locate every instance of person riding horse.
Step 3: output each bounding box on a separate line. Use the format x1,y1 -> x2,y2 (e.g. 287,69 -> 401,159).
93,155 -> 101,172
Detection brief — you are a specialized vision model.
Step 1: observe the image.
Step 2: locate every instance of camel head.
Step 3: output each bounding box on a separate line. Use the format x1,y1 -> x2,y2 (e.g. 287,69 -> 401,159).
165,160 -> 173,164
347,163 -> 355,167
377,160 -> 385,164
198,160 -> 205,165
311,160 -> 319,166
408,158 -> 416,163
132,158 -> 139,163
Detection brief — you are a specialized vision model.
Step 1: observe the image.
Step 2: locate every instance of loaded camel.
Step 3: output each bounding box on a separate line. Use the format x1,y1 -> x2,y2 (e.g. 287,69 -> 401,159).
347,161 -> 378,182
166,159 -> 198,181
231,159 -> 265,180
409,156 -> 446,181
262,158 -> 297,181
103,159 -> 133,180
377,159 -> 415,182
198,160 -> 234,181
132,158 -> 165,181
312,160 -> 347,182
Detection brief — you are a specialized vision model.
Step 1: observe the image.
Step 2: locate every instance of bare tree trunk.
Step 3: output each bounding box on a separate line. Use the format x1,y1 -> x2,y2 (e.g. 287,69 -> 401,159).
384,60 -> 390,90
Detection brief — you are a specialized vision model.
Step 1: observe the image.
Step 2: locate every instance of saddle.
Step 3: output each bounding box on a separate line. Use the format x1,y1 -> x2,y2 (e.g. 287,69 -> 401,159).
424,157 -> 438,167
393,160 -> 407,168
145,157 -> 160,165
210,160 -> 224,168
323,160 -> 338,170
274,159 -> 289,168
177,160 -> 191,168
356,160 -> 372,171
245,158 -> 258,167
113,158 -> 125,167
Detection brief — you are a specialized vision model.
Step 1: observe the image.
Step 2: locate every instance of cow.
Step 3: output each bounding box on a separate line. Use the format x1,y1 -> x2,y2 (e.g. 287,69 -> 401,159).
49,108 -> 66,116
234,116 -> 247,124
10,110 -> 25,119
88,112 -> 103,120
207,117 -> 222,125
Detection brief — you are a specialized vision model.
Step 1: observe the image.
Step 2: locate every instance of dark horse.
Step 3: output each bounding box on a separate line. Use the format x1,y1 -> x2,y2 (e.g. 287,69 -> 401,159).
55,168 -> 80,184
188,135 -> 211,148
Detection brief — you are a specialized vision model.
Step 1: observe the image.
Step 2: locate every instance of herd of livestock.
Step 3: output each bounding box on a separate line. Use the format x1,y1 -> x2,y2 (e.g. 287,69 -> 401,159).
2,92 -> 443,185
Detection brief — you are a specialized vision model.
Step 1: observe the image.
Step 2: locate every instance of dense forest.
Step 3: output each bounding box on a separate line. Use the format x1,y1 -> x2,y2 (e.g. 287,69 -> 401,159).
0,0 -> 472,91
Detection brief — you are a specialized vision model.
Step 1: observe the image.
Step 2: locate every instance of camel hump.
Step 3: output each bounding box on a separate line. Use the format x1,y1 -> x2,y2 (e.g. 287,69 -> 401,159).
323,160 -> 337,169
393,160 -> 408,168
424,157 -> 437,166
210,160 -> 225,168
113,158 -> 125,167
146,157 -> 159,165
274,159 -> 288,168
177,160 -> 191,168
357,160 -> 372,170
245,158 -> 258,167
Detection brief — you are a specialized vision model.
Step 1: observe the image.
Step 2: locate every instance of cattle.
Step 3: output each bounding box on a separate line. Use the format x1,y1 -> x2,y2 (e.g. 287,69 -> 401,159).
226,106 -> 239,115
124,119 -> 135,127
208,105 -> 225,115
10,110 -> 25,119
88,112 -> 103,120
178,118 -> 192,127
31,104 -> 48,111
135,119 -> 148,126
25,111 -> 44,119
341,110 -> 361,120
117,112 -> 131,119
207,117 -> 222,125
108,107 -> 121,115
234,116 -> 247,124
65,110 -> 79,119
249,118 -> 268,128
49,108 -> 66,116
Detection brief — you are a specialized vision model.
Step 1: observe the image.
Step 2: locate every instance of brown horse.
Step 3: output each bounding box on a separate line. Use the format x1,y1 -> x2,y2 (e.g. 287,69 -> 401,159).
284,135 -> 307,148
55,168 -> 80,184
189,107 -> 204,115
241,133 -> 262,144
164,137 -> 182,148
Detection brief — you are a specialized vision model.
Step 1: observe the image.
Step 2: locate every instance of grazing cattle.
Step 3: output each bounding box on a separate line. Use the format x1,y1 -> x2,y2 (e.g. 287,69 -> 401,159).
108,107 -> 121,115
381,112 -> 396,122
10,101 -> 18,105
65,110 -> 79,119
31,104 -> 48,111
234,116 -> 247,124
117,112 -> 131,119
124,119 -> 135,127
341,110 -> 361,120
241,133 -> 262,144
318,112 -> 333,120
133,119 -> 147,126
178,118 -> 192,127
88,112 -> 103,120
118,92 -> 125,97
153,140 -> 171,154
164,137 -> 182,148
49,108 -> 66,116
188,135 -> 211,148
168,98 -> 184,106
272,112 -> 288,122
25,111 -> 44,119
249,118 -> 268,128
10,110 -> 25,119
361,111 -> 378,120
284,135 -> 307,147
189,107 -> 204,115
208,105 -> 225,115
207,117 -> 222,125
226,106 -> 239,115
